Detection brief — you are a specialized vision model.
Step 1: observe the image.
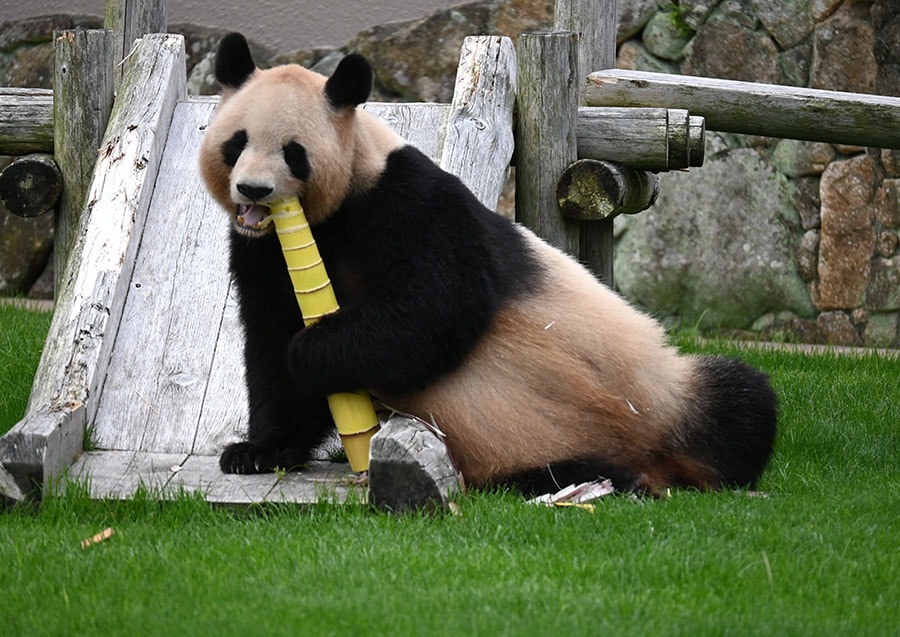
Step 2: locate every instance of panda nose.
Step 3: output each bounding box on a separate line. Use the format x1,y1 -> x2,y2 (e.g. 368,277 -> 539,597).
236,183 -> 273,201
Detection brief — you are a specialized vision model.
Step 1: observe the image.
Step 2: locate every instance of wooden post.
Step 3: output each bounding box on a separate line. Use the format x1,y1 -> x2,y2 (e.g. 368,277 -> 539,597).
53,29 -> 115,299
556,0 -> 618,284
515,31 -> 581,258
105,0 -> 168,87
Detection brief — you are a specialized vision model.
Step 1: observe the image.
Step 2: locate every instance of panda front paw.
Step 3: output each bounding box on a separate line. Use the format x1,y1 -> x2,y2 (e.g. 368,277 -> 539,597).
219,442 -> 309,474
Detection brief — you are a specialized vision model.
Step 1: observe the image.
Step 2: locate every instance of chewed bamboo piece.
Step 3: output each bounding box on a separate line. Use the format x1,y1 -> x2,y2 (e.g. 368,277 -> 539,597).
266,196 -> 380,471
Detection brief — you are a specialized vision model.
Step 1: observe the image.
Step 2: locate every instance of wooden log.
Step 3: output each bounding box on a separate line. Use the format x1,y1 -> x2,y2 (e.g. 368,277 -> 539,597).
585,69 -> 900,150
0,153 -> 62,217
558,159 -> 659,220
440,35 -> 516,211
576,107 -> 705,170
515,31 -> 581,258
0,89 -> 54,155
53,29 -> 115,299
105,0 -> 168,87
27,34 -> 186,441
556,0 -> 618,285
368,416 -> 462,513
0,404 -> 85,503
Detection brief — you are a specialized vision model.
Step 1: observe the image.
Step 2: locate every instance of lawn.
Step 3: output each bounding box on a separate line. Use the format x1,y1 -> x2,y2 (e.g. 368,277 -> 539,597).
0,301 -> 53,434
1,305 -> 898,635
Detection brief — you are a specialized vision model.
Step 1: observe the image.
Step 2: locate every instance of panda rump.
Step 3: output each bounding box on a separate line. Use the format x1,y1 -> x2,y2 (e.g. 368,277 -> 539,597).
198,32 -> 778,494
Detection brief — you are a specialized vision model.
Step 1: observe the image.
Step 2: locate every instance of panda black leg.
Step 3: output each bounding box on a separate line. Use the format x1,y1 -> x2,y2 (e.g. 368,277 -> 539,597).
680,355 -> 778,488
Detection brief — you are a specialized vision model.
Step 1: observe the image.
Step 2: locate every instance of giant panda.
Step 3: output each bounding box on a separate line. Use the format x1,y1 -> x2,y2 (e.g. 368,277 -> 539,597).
199,32 -> 777,495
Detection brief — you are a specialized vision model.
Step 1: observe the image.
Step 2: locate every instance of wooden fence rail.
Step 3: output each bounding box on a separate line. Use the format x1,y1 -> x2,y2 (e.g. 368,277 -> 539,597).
586,69 -> 900,150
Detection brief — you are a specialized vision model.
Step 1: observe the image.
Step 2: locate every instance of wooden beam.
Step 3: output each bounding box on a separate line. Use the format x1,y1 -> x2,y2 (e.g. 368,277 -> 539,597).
585,69 -> 900,150
440,35 -> 517,212
557,159 -> 659,220
577,107 -> 705,170
28,34 -> 187,438
0,89 -> 53,155
0,404 -> 85,503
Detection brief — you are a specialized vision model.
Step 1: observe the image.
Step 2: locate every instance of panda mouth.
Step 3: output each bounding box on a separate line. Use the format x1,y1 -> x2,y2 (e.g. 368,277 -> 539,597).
235,203 -> 275,234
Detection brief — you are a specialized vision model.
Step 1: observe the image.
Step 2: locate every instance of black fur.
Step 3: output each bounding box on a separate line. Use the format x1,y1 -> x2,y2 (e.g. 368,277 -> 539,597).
221,230 -> 335,473
222,130 -> 247,167
283,141 -> 310,181
324,54 -> 373,109
221,145 -> 543,473
677,356 -> 779,487
215,33 -> 256,89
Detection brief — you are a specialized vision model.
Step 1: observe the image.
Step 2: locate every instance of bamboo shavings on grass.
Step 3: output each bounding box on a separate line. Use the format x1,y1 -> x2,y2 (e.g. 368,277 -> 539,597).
528,479 -> 614,512
80,527 -> 114,549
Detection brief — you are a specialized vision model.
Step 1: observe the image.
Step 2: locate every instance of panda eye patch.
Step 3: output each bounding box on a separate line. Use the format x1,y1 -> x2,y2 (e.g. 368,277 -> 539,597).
283,141 -> 310,181
222,130 -> 248,167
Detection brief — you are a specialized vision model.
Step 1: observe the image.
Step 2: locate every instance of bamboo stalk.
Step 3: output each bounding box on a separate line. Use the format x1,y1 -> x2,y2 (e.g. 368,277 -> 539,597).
268,197 -> 380,472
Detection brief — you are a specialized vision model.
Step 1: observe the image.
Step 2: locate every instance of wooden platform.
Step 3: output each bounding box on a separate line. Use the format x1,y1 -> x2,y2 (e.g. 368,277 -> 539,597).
0,33 -> 514,504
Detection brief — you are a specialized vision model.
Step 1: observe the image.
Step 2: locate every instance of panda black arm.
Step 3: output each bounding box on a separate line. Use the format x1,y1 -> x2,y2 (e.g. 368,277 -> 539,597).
223,231 -> 335,472
287,146 -> 540,398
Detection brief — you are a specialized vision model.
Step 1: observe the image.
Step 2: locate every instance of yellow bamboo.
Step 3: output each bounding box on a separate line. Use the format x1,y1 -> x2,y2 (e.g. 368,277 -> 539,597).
267,197 -> 380,471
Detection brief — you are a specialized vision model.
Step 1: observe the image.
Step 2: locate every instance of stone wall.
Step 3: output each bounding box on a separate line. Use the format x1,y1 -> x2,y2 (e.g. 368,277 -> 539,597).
612,0 -> 900,348
1,1 -> 898,347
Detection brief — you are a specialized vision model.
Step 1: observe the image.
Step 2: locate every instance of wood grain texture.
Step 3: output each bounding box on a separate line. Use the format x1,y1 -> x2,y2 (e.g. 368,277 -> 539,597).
26,34 -> 186,442
0,89 -> 54,154
53,29 -> 115,298
440,35 -> 516,211
515,31 -> 581,258
585,69 -> 900,149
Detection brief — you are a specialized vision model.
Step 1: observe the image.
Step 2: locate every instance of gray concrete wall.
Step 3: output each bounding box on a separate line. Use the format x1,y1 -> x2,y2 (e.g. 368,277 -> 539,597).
0,0 -> 458,52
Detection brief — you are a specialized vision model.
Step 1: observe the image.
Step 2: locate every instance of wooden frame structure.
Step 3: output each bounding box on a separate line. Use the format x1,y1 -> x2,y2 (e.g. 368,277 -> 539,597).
2,0 -> 899,505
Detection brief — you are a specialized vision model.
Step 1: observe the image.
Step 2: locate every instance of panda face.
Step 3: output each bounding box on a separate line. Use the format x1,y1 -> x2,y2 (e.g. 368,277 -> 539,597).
199,34 -> 394,234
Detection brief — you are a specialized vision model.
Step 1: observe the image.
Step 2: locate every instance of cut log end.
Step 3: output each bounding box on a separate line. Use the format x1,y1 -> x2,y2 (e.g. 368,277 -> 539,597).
367,416 -> 462,513
0,153 -> 62,217
557,159 -> 659,220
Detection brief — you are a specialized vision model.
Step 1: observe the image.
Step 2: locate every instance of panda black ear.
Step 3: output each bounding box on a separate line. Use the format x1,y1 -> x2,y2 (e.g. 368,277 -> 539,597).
324,54 -> 373,109
215,32 -> 256,89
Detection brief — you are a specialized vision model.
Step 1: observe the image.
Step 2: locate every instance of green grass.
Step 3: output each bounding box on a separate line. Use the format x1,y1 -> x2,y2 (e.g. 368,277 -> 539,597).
1,321 -> 898,635
0,302 -> 53,435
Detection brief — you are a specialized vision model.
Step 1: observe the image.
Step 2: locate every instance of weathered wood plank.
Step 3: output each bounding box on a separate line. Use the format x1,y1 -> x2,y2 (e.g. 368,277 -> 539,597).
67,451 -> 356,504
92,99 -> 232,455
26,35 -> 187,441
0,88 -> 54,154
105,0 -> 168,88
192,280 -> 251,456
0,405 -> 85,501
362,102 -> 449,161
68,450 -> 186,499
515,31 -> 581,258
585,69 -> 900,149
266,462 -> 359,504
167,454 -> 276,504
53,29 -> 115,298
439,35 -> 516,211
